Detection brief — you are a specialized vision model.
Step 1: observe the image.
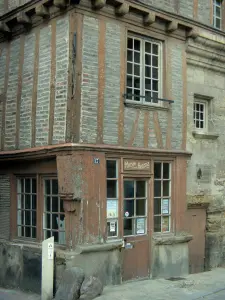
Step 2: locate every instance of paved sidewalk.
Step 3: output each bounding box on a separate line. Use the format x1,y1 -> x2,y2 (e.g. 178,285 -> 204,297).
1,268 -> 225,300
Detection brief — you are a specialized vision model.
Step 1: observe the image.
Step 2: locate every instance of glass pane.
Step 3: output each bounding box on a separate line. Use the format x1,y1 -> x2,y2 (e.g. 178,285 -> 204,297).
196,120 -> 199,128
134,52 -> 140,63
25,194 -> 31,209
53,231 -> 59,243
136,218 -> 146,235
45,196 -> 51,212
25,226 -> 31,237
152,67 -> 158,79
154,216 -> 161,232
145,66 -> 151,78
25,179 -> 31,193
145,42 -> 151,53
154,198 -> 161,215
136,199 -> 146,216
25,211 -> 31,226
52,197 -> 59,212
136,181 -> 146,197
124,218 -> 133,236
145,78 -> 151,90
17,210 -> 22,226
107,180 -> 117,198
107,200 -> 118,218
127,37 -> 133,49
58,215 -> 65,231
152,44 -> 158,55
153,80 -> 158,91
163,181 -> 170,197
107,160 -> 117,178
46,230 -> 51,239
134,89 -> 140,101
216,6 -> 221,17
216,18 -> 221,28
134,77 -> 140,89
107,220 -> 118,237
32,195 -> 37,210
200,121 -> 204,129
163,163 -> 170,179
52,214 -> 58,230
154,181 -> 161,197
127,50 -> 133,62
32,227 -> 36,239
60,200 -> 64,213
134,39 -> 141,51
45,180 -> 51,195
154,162 -> 161,179
145,54 -> 151,65
32,179 -> 36,194
127,62 -> 132,74
46,213 -> 51,229
58,230 -> 66,245
52,179 -> 58,195
20,179 -> 24,193
145,91 -> 151,103
152,92 -> 158,103
152,56 -> 158,67
127,75 -> 133,87
124,180 -> 134,198
32,211 -> 36,226
126,88 -> 133,98
162,216 -> 170,232
124,199 -> 134,217
134,64 -> 140,76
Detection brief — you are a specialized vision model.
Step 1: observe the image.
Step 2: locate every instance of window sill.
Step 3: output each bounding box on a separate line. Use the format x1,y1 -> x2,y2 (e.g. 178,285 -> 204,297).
124,101 -> 170,112
74,240 -> 123,254
153,233 -> 193,245
192,131 -> 219,140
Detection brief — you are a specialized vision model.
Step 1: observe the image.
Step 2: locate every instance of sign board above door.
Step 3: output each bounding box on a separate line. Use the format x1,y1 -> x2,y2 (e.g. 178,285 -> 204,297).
123,159 -> 151,172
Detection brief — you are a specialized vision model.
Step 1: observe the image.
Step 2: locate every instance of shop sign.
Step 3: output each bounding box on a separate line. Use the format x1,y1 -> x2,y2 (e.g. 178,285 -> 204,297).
123,159 -> 151,172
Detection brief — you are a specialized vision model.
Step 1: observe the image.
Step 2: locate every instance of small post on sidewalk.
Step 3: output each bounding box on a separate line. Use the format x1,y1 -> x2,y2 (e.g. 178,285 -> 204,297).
42,236 -> 54,300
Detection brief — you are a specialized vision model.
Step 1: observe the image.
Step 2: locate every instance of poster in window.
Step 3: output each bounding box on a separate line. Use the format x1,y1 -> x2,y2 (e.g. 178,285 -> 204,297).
136,218 -> 145,234
110,221 -> 116,232
107,200 -> 118,218
162,216 -> 169,232
162,199 -> 169,214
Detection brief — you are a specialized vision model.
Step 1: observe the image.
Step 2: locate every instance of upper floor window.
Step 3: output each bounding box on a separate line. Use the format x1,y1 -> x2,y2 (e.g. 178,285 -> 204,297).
193,101 -> 208,132
126,35 -> 162,105
213,0 -> 223,29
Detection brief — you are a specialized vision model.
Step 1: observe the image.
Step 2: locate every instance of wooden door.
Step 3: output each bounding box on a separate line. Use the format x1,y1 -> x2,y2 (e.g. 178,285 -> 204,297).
122,178 -> 150,281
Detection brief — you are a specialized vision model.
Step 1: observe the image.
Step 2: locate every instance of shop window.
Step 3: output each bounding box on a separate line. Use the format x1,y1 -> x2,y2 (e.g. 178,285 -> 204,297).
126,35 -> 162,105
43,179 -> 65,245
17,178 -> 37,239
106,160 -> 119,238
123,179 -> 147,236
213,0 -> 222,29
154,162 -> 171,233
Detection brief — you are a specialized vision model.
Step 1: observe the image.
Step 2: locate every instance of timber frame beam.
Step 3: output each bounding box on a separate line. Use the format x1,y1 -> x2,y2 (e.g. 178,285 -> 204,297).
0,0 -> 201,42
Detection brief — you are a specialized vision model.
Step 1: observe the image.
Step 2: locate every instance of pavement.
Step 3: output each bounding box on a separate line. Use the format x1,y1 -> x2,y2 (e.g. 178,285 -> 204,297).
1,268 -> 225,300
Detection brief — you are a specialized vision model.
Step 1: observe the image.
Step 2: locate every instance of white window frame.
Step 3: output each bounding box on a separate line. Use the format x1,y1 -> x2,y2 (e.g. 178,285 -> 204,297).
126,34 -> 163,106
193,100 -> 208,132
213,0 -> 223,29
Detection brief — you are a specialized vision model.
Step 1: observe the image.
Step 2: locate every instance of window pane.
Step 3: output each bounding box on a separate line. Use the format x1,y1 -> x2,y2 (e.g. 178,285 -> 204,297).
145,66 -> 151,77
154,163 -> 161,179
127,62 -> 132,74
145,42 -> 151,53
154,181 -> 161,197
200,121 -> 204,129
124,199 -> 134,217
134,64 -> 140,76
145,78 -> 151,90
107,180 -> 117,198
60,200 -> 64,213
32,195 -> 36,210
154,216 -> 161,232
25,194 -> 31,209
145,91 -> 152,103
134,39 -> 141,51
152,56 -> 158,67
127,75 -> 133,87
152,67 -> 158,79
162,216 -> 170,232
52,197 -> 59,212
126,88 -> 132,98
45,196 -> 51,212
152,92 -> 158,103
124,218 -> 133,236
145,54 -> 151,66
107,220 -> 118,237
52,180 -> 58,195
136,218 -> 146,235
152,44 -> 158,55
216,6 -> 221,17
32,211 -> 36,226
134,77 -> 140,89
25,226 -> 31,238
163,181 -> 170,197
127,50 -> 133,62
154,198 -> 161,215
52,214 -> 58,230
136,199 -> 146,216
163,163 -> 170,179
32,227 -> 36,239
136,181 -> 146,197
25,179 -> 31,193
124,180 -> 134,198
25,211 -> 31,226
53,231 -> 59,243
153,80 -> 158,91
127,38 -> 133,49
216,18 -> 221,28
45,180 -> 51,195
46,213 -> 51,228
134,52 -> 140,63
32,179 -> 36,194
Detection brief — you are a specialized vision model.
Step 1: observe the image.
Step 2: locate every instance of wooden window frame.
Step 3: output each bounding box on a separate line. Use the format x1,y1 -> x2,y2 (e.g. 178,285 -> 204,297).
193,100 -> 208,132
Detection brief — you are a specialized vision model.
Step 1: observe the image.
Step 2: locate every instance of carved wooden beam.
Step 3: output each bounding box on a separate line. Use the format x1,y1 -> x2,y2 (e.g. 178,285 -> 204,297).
143,12 -> 156,26
16,12 -> 32,25
35,4 -> 50,18
0,21 -> 10,33
53,0 -> 67,9
115,3 -> 129,16
187,28 -> 199,39
92,0 -> 106,9
167,20 -> 178,33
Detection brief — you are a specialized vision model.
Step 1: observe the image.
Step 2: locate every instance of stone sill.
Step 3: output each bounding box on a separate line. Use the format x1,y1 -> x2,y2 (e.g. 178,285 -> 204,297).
192,131 -> 219,140
153,233 -> 193,245
124,101 -> 170,111
74,241 -> 123,254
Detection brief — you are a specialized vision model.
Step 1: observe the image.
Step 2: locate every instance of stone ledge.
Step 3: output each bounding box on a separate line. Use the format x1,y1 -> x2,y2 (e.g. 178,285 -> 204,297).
192,131 -> 219,140
124,101 -> 170,112
153,233 -> 193,245
75,241 -> 123,254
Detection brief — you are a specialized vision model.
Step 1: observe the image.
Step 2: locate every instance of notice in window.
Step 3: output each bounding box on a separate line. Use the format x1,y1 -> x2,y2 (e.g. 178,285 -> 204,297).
162,199 -> 169,214
136,218 -> 145,234
107,200 -> 118,218
110,221 -> 116,232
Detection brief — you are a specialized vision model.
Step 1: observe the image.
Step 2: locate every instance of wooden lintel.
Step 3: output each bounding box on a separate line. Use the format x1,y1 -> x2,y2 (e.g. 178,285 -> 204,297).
0,21 -> 10,33
167,20 -> 178,33
16,12 -> 32,25
35,4 -> 50,18
143,12 -> 156,26
92,0 -> 106,9
187,27 -> 199,39
115,3 -> 129,16
53,0 -> 67,9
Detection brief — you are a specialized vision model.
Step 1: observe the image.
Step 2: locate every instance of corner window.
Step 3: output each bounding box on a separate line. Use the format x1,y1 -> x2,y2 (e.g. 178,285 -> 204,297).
154,162 -> 171,233
106,160 -> 119,238
123,179 -> 147,236
193,101 -> 207,132
213,0 -> 222,29
126,35 -> 162,105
